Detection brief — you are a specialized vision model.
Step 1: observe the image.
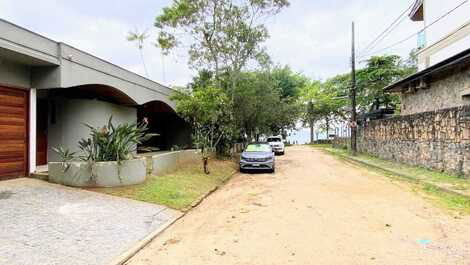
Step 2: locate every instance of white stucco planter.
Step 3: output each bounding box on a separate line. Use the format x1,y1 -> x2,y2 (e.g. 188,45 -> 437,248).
151,150 -> 199,175
48,158 -> 147,187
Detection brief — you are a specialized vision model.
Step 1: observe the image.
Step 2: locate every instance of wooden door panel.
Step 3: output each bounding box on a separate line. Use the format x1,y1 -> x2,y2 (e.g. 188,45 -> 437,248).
0,86 -> 28,179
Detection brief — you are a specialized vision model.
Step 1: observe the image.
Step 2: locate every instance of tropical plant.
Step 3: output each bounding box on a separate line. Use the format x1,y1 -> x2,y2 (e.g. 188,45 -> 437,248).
127,29 -> 149,77
51,147 -> 76,171
78,117 -> 153,163
52,147 -> 76,162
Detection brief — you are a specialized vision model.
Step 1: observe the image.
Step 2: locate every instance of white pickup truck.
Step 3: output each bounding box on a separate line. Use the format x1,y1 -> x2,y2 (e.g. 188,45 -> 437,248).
267,135 -> 285,155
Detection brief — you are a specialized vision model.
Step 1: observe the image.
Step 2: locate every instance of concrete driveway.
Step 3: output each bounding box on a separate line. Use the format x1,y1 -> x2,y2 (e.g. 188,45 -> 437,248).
0,178 -> 181,265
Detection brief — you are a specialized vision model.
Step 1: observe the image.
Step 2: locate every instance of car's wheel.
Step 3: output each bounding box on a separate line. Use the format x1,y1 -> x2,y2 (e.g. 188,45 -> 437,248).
271,167 -> 275,173
240,167 -> 245,173
281,151 -> 285,155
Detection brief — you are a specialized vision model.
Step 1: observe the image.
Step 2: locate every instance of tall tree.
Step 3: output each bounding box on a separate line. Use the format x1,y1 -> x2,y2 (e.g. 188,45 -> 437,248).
300,81 -> 347,142
324,54 -> 417,114
127,29 -> 150,77
170,86 -> 233,172
155,0 -> 289,92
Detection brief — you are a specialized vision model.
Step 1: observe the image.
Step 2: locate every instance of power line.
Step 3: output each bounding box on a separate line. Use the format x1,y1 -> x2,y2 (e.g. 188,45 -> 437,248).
358,2 -> 414,57
359,0 -> 469,59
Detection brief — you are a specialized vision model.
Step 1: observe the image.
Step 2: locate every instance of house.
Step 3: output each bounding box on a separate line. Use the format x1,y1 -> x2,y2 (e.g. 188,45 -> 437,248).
392,0 -> 470,115
0,19 -> 191,180
409,0 -> 470,71
357,0 -> 470,177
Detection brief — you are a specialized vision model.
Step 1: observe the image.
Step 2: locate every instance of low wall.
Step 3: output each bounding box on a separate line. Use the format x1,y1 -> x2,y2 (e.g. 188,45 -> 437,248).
151,150 -> 199,175
48,150 -> 200,187
358,105 -> 470,177
49,158 -> 147,187
332,137 -> 349,150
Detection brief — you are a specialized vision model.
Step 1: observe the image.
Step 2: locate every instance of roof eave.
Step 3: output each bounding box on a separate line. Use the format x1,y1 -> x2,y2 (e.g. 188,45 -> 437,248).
385,47 -> 470,93
409,0 -> 424,21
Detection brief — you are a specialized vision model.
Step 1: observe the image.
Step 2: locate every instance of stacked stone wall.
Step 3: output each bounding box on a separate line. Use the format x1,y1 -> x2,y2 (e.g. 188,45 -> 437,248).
358,105 -> 470,177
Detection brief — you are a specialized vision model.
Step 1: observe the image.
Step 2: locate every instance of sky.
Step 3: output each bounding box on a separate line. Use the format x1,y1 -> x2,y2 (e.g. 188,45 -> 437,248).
0,0 -> 423,87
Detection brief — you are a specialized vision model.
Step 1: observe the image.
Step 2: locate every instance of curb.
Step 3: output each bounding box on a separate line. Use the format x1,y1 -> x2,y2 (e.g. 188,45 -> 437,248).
330,151 -> 470,199
108,209 -> 185,265
181,186 -> 218,212
181,169 -> 237,212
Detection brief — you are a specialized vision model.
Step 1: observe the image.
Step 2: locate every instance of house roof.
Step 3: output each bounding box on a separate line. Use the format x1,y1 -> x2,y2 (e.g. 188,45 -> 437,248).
409,0 -> 424,21
385,47 -> 470,92
0,19 -> 176,108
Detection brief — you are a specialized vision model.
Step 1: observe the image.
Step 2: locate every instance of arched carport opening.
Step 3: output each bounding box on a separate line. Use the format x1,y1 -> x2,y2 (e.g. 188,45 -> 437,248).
138,101 -> 192,152
44,84 -> 138,106
37,84 -> 140,165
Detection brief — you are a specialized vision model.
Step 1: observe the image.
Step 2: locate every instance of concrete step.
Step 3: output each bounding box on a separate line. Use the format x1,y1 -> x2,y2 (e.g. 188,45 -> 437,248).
30,171 -> 49,181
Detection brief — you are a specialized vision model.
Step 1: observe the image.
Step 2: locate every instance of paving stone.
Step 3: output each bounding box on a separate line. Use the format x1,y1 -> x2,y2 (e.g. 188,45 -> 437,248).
0,178 -> 180,265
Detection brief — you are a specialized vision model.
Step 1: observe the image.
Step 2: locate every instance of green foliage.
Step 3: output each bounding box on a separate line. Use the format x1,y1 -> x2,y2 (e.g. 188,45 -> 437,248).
78,117 -> 152,163
155,0 -> 289,81
299,80 -> 348,136
271,65 -> 308,98
90,160 -> 235,210
51,147 -> 77,172
170,86 -> 233,155
52,147 -> 76,163
232,69 -> 302,139
323,54 -> 417,113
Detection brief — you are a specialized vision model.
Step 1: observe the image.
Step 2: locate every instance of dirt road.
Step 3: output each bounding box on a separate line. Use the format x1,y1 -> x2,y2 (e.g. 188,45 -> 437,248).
127,146 -> 470,265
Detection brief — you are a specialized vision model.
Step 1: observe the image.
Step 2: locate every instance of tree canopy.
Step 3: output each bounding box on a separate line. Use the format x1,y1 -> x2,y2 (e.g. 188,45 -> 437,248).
155,0 -> 290,83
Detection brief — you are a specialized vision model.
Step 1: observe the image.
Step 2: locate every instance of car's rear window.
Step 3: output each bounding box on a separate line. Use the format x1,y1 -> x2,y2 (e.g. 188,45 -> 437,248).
267,137 -> 281,142
246,144 -> 272,152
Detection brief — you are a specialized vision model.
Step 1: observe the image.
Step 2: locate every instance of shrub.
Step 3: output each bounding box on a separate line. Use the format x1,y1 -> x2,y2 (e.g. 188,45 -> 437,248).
54,117 -> 154,163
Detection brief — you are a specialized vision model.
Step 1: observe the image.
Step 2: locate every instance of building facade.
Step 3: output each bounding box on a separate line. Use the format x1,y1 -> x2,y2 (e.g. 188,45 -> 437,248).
357,0 -> 470,177
0,19 -> 190,179
410,0 -> 470,71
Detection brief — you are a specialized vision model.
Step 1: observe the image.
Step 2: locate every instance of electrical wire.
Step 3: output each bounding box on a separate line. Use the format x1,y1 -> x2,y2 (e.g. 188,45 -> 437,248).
359,0 -> 468,59
357,2 -> 414,57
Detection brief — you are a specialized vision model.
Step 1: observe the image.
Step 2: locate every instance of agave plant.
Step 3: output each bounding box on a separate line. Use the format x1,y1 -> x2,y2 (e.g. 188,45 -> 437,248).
78,117 -> 154,163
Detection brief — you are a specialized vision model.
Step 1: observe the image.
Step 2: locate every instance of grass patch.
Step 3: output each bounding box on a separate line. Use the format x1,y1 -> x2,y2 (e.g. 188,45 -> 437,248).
311,144 -> 470,214
305,143 -> 331,149
422,184 -> 470,214
89,159 -> 236,211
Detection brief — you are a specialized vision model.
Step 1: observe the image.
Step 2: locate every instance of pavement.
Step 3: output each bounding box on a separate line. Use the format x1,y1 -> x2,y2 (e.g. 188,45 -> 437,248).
127,145 -> 470,265
0,178 -> 181,265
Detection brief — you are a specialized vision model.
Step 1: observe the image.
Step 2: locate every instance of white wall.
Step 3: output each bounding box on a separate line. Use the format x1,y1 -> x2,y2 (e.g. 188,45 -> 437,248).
419,0 -> 470,68
29,89 -> 37,173
424,0 -> 469,46
47,98 -> 137,162
431,34 -> 470,65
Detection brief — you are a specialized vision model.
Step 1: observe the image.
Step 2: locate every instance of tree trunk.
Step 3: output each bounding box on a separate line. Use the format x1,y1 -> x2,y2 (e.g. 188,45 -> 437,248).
325,117 -> 330,139
309,120 -> 314,144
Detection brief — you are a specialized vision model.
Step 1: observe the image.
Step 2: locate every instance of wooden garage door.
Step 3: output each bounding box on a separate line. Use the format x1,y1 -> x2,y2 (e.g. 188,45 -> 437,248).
0,86 -> 28,179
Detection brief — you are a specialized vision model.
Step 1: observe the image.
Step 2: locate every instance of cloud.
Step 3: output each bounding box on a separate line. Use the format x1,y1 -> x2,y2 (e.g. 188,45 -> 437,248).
0,0 -> 421,85
265,0 -> 422,80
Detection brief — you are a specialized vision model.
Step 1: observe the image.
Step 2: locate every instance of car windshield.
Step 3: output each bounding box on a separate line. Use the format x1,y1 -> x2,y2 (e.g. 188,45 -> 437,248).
267,137 -> 281,142
245,144 -> 272,152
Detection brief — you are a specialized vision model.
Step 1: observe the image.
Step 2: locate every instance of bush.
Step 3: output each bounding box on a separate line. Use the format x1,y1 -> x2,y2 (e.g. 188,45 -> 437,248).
54,117 -> 154,163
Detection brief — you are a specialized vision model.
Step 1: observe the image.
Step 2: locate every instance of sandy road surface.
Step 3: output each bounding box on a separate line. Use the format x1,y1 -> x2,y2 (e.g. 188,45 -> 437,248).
127,146 -> 470,265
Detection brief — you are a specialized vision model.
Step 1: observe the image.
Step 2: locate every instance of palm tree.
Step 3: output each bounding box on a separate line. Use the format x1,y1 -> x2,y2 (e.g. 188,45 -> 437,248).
127,29 -> 149,77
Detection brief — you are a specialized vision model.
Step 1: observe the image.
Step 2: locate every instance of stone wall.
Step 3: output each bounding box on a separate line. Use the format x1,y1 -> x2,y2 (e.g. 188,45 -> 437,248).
401,66 -> 470,115
332,137 -> 350,150
358,105 -> 470,177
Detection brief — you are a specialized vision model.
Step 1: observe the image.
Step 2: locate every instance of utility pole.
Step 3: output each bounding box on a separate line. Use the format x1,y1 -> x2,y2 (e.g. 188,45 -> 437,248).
350,22 -> 358,155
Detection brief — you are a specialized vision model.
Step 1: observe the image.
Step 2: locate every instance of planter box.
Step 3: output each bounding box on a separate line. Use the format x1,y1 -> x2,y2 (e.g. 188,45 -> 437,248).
48,158 -> 146,187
